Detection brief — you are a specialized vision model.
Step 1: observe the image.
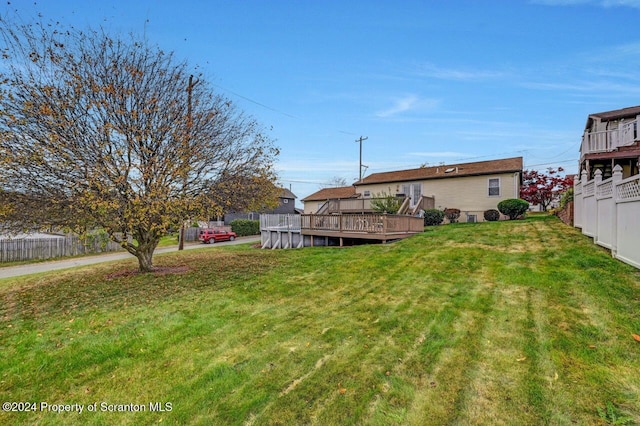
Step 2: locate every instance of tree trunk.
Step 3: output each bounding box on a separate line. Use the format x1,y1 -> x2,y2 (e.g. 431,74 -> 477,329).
136,248 -> 155,273
132,234 -> 160,273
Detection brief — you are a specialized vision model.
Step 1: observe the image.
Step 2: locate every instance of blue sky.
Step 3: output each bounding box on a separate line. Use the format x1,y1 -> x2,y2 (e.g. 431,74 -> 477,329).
5,0 -> 640,204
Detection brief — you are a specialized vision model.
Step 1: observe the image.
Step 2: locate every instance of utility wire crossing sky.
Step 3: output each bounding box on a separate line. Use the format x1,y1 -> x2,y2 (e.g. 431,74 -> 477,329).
5,0 -> 640,202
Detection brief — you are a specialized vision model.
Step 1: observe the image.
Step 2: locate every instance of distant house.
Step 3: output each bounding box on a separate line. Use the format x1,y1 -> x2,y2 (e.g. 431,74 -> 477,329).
301,186 -> 358,214
302,157 -> 523,222
580,105 -> 640,179
224,188 -> 298,225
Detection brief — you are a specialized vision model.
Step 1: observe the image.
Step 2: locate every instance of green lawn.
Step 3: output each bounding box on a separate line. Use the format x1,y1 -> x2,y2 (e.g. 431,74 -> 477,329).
1,215 -> 639,425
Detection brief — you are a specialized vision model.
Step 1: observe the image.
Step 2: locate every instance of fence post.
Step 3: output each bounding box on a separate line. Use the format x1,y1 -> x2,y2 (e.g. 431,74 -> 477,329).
593,169 -> 602,243
611,165 -> 623,258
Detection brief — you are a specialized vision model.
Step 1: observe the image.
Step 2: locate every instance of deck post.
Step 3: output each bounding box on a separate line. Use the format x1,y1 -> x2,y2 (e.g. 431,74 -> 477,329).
340,237 -> 343,247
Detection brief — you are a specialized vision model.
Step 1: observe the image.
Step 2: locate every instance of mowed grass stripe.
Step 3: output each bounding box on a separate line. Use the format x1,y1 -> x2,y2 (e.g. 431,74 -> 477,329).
1,215 -> 640,425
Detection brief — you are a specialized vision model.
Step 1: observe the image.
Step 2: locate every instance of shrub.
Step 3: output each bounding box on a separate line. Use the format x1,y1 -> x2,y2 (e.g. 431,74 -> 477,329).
558,187 -> 574,210
483,209 -> 500,222
423,209 -> 445,226
230,219 -> 260,236
444,208 -> 461,223
370,192 -> 402,214
497,199 -> 529,220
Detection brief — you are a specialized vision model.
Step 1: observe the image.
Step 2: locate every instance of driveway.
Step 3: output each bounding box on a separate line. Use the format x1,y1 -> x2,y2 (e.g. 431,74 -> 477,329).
0,236 -> 260,280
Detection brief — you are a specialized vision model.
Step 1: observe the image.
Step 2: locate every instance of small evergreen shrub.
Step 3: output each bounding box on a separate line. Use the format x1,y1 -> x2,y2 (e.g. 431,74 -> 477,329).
423,209 -> 445,226
497,199 -> 529,220
444,208 -> 461,223
483,209 -> 500,222
230,219 -> 260,236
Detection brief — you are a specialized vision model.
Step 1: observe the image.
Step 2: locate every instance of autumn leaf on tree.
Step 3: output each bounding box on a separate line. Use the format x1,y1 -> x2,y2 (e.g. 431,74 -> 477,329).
520,168 -> 574,212
0,15 -> 279,272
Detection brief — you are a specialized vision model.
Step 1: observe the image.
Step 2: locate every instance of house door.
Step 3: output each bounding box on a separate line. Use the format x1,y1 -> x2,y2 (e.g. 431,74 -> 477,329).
402,183 -> 422,208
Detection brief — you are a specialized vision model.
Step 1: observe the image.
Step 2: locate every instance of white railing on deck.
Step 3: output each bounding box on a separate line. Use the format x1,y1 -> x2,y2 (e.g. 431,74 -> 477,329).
581,119 -> 637,156
317,196 -> 412,214
260,214 -> 301,231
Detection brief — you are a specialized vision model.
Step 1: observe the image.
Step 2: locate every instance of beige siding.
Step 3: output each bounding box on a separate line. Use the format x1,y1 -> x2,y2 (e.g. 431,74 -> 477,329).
302,201 -> 325,214
355,172 -> 520,221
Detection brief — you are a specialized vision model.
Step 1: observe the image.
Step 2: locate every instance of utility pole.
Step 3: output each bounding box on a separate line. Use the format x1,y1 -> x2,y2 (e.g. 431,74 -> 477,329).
179,74 -> 199,251
355,136 -> 368,182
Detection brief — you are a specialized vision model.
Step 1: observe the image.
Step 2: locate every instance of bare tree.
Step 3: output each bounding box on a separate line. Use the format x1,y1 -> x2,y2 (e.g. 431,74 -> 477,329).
0,18 -> 279,272
323,176 -> 348,188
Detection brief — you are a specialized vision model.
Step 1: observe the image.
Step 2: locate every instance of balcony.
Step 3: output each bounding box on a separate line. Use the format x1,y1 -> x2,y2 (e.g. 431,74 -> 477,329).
581,119 -> 638,159
301,213 -> 424,244
316,195 -> 434,215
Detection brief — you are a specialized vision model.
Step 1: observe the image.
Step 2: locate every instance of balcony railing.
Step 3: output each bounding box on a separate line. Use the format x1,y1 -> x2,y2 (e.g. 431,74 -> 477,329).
581,119 -> 638,157
319,198 -> 389,213
301,214 -> 424,235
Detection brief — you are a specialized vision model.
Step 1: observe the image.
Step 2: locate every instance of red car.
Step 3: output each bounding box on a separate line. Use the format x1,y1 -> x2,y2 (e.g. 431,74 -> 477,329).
198,229 -> 237,244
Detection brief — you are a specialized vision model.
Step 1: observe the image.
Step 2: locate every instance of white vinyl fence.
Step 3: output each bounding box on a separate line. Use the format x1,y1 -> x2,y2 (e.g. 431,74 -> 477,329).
0,235 -> 125,263
260,214 -> 301,231
574,165 -> 640,269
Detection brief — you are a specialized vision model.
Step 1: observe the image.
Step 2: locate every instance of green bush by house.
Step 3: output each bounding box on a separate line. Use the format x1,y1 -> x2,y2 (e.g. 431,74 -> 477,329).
423,209 -> 445,226
230,219 -> 260,236
497,199 -> 529,220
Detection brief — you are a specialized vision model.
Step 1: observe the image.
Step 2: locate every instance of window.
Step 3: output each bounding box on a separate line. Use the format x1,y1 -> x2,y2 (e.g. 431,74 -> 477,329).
283,199 -> 289,204
467,214 -> 477,223
363,190 -> 371,197
488,178 -> 500,196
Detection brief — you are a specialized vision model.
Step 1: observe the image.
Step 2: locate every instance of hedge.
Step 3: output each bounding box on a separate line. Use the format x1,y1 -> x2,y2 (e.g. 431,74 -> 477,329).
230,219 -> 260,236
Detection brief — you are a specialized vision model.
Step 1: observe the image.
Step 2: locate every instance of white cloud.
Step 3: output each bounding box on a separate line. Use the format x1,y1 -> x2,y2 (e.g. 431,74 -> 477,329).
412,63 -> 507,81
605,1 -> 640,9
375,95 -> 439,118
520,79 -> 640,95
408,151 -> 470,158
531,0 -> 640,7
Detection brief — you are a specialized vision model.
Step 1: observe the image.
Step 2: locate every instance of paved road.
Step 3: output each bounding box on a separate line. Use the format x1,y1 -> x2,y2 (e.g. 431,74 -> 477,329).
0,236 -> 260,280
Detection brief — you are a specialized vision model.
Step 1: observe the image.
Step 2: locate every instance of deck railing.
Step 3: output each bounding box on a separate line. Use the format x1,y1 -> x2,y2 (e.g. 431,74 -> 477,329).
318,196 -> 413,214
260,214 -> 301,231
581,119 -> 638,157
301,214 -> 423,235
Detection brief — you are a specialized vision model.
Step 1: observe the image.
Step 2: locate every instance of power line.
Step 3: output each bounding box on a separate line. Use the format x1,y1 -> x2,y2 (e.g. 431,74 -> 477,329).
212,83 -> 298,119
525,159 -> 576,168
279,178 -> 327,184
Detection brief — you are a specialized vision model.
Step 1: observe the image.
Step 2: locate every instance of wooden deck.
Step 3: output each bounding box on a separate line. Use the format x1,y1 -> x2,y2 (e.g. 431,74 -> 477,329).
301,214 -> 423,244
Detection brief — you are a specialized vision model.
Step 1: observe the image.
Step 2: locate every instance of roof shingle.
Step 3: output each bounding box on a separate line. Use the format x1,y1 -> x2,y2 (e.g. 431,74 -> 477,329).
589,105 -> 640,122
301,186 -> 357,202
354,157 -> 523,185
